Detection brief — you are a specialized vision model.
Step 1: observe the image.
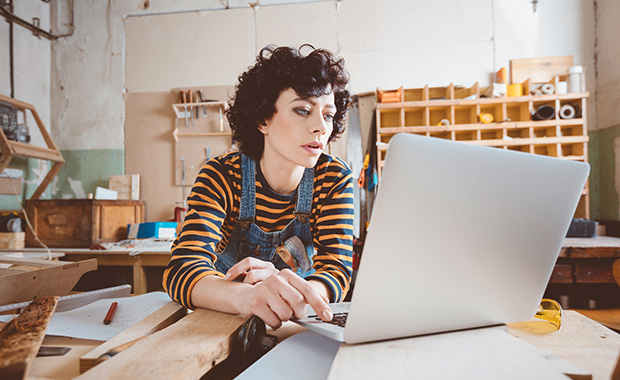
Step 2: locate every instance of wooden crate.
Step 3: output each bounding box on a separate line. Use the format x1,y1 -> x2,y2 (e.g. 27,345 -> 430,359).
24,199 -> 145,248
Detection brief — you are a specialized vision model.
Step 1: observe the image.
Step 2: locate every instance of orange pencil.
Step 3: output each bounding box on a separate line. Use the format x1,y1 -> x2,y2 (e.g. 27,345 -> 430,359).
104,302 -> 118,325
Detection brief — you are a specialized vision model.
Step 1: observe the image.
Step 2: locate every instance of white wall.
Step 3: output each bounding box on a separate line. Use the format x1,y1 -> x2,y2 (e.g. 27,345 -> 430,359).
46,0 -> 597,152
493,0 -> 596,129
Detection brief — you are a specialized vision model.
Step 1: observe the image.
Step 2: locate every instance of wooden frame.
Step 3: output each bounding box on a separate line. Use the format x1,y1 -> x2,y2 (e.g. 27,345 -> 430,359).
0,94 -> 64,199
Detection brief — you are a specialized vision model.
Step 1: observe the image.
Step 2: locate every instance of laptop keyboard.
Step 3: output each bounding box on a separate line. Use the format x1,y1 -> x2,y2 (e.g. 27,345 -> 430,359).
307,312 -> 348,327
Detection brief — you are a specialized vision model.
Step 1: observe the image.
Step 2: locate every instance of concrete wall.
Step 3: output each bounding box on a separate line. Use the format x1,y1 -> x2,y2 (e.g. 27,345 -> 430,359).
0,1 -> 52,209
3,0 -> 612,221
593,0 -> 620,221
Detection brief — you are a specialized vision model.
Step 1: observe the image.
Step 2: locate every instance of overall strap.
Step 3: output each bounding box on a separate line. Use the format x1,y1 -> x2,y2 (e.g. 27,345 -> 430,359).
238,154 -> 256,229
294,166 -> 314,223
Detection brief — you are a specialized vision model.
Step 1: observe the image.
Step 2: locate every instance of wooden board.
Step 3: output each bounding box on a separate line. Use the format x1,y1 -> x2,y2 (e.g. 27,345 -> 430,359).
0,284 -> 132,313
0,296 -> 58,380
79,301 -> 186,372
327,324 -> 587,380
575,308 -> 620,332
509,310 -> 620,380
76,308 -> 246,379
0,258 -> 97,305
510,55 -> 573,84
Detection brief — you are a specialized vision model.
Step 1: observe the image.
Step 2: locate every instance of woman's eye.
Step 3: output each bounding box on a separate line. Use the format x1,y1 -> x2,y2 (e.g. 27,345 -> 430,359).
323,113 -> 335,122
295,108 -> 310,116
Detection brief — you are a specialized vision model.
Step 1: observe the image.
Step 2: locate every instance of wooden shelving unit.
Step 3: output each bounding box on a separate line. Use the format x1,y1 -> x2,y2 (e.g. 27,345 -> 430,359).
375,82 -> 590,219
0,94 -> 64,199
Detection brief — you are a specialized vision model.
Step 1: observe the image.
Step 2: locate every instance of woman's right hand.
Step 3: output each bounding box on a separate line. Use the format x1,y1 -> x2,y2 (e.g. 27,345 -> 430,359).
234,268 -> 332,329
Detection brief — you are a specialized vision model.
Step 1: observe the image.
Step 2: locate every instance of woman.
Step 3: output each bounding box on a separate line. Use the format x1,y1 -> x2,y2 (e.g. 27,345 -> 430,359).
163,45 -> 354,329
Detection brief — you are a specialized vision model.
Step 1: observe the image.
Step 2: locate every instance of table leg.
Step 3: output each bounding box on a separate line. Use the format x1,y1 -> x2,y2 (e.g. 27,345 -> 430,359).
133,257 -> 147,294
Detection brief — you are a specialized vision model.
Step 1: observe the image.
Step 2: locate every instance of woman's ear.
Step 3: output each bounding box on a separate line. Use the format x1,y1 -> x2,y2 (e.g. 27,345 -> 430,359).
258,122 -> 268,135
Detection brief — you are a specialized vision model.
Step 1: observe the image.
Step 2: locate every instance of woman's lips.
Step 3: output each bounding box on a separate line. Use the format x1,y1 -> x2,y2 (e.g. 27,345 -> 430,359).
302,142 -> 324,155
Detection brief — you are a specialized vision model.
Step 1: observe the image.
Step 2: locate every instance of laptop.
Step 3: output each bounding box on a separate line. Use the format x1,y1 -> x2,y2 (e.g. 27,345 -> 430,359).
295,133 -> 590,344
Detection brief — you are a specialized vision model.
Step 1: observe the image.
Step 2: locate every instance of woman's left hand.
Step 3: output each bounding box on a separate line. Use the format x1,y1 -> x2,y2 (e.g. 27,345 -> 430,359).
225,257 -> 279,285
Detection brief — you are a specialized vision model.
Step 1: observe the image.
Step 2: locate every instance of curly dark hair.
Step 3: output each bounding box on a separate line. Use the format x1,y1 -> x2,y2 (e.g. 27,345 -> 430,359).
227,45 -> 351,159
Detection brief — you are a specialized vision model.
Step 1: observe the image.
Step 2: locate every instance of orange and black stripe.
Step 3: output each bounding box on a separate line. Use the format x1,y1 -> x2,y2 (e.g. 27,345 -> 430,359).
163,152 -> 354,308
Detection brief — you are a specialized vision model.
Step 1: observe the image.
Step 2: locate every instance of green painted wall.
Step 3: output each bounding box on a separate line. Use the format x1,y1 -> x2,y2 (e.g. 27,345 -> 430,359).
0,149 -> 124,211
589,125 -> 620,221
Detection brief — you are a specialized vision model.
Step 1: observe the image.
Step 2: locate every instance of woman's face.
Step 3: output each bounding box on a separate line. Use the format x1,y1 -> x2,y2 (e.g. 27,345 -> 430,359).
259,88 -> 336,169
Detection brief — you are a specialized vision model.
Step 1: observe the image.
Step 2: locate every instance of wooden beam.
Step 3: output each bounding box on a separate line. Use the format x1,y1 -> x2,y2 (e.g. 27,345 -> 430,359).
79,302 -> 187,373
76,308 -> 246,380
0,296 -> 58,380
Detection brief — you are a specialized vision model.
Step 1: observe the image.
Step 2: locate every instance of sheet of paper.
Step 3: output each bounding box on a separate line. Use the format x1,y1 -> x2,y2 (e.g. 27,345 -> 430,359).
0,291 -> 173,341
236,330 -> 341,380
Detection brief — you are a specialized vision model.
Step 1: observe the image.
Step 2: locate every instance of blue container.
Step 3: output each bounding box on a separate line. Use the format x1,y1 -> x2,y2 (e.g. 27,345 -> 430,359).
127,222 -> 178,239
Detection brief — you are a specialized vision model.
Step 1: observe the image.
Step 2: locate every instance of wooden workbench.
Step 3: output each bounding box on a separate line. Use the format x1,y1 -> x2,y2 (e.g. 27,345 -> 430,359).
20,310 -> 620,380
0,248 -> 170,295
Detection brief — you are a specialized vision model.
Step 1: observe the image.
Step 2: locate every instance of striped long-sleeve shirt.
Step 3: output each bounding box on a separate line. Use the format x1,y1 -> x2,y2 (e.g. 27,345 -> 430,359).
163,152 -> 354,309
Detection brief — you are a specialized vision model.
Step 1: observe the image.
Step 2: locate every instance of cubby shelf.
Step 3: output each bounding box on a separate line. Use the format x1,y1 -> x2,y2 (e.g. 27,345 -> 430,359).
375,82 -> 590,219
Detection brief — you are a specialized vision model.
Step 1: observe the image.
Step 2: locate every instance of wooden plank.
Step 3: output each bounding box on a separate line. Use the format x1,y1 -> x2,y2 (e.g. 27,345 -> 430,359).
76,308 -> 245,380
0,296 -> 58,380
379,119 -> 584,134
575,308 -> 620,332
509,311 -> 620,380
510,55 -> 574,84
9,141 -> 64,162
328,324 -> 585,379
0,257 -> 67,268
0,259 -> 97,305
561,236 -> 620,259
79,301 -> 186,373
0,284 -> 132,313
376,92 -> 589,109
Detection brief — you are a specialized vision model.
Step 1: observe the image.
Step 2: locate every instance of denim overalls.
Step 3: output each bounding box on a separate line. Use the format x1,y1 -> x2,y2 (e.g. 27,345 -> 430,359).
213,154 -> 316,278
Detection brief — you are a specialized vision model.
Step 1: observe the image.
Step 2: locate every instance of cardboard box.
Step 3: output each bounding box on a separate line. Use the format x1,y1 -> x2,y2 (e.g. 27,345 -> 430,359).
24,199 -> 145,248
127,222 -> 177,239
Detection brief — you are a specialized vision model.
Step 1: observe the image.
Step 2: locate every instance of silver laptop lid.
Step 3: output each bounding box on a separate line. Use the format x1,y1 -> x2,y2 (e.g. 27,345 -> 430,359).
344,133 -> 589,343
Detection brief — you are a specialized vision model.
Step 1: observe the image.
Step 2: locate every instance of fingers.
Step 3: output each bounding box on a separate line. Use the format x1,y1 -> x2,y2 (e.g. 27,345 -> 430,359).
238,269 -> 332,328
225,257 -> 278,284
243,267 -> 278,284
279,270 -> 332,321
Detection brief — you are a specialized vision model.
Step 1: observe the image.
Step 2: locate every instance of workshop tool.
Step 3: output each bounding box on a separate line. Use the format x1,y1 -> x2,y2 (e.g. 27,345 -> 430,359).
204,146 -> 211,165
0,296 -> 59,379
36,346 -> 71,357
179,91 -> 189,127
198,90 -> 208,117
181,157 -> 187,211
187,89 -> 194,126
219,106 -> 224,131
275,235 -> 312,273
